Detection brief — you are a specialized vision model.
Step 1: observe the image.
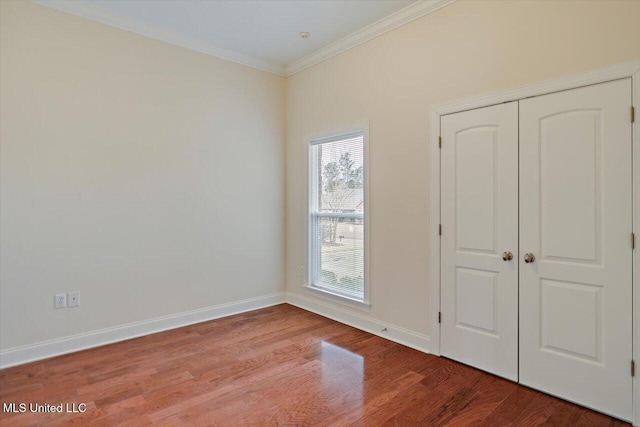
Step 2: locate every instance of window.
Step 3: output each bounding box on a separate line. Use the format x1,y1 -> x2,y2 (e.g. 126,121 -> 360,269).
309,129 -> 367,303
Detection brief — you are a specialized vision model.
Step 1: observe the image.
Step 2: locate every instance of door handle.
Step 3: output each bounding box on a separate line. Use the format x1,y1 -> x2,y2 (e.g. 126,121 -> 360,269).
524,253 -> 536,263
502,251 -> 513,261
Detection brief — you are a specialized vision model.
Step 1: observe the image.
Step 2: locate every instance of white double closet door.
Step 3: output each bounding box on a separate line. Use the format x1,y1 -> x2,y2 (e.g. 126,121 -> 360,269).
440,79 -> 632,420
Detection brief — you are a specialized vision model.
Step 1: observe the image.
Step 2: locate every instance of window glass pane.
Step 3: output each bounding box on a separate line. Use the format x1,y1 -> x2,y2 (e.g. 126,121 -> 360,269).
318,136 -> 364,214
313,216 -> 364,299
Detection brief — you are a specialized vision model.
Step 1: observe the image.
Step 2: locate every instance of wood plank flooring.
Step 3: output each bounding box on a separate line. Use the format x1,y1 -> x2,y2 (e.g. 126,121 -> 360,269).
0,304 -> 630,426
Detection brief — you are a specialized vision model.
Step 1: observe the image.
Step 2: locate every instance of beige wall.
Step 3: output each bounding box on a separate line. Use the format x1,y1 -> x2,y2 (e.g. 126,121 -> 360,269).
2,0 -> 639,354
0,1 -> 285,350
286,0 -> 640,336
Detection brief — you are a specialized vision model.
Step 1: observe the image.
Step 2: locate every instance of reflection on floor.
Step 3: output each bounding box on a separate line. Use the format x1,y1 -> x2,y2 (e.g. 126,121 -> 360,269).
0,304 -> 630,426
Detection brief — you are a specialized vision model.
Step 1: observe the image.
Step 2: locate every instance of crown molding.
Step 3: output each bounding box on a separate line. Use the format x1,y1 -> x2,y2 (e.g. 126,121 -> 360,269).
284,0 -> 456,76
30,0 -> 287,77
31,0 -> 456,79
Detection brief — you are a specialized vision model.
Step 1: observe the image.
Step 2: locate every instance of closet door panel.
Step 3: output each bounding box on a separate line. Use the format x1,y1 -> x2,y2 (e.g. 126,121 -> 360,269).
440,102 -> 519,381
519,78 -> 632,420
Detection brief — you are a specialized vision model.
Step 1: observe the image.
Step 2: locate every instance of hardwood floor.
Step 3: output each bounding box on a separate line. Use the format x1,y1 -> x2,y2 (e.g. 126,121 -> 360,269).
0,304 -> 630,426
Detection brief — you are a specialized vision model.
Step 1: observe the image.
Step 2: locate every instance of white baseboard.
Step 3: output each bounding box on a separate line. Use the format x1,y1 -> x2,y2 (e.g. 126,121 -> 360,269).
1,292 -> 432,369
286,293 -> 431,354
0,293 -> 285,369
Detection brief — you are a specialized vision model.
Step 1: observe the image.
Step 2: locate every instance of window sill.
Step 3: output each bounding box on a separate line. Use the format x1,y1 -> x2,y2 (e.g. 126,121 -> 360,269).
302,284 -> 371,312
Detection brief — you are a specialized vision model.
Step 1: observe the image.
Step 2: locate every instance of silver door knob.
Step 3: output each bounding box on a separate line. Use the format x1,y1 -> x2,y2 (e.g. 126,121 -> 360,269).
524,253 -> 536,263
502,251 -> 513,261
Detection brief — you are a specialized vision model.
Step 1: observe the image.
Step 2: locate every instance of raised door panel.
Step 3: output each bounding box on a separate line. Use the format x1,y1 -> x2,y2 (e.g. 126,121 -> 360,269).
455,267 -> 498,335
456,127 -> 497,253
540,279 -> 602,362
540,110 -> 601,264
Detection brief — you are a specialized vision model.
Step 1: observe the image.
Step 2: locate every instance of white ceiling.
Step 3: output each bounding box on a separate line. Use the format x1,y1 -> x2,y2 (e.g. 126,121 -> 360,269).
34,0 -> 454,76
87,0 -> 414,66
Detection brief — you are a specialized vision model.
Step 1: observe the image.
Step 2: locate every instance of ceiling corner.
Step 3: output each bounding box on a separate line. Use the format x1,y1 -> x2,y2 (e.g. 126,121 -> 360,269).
284,0 -> 456,77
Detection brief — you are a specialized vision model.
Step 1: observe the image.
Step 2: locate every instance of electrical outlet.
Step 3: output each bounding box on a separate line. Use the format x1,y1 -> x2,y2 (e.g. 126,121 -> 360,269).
300,266 -> 304,277
55,293 -> 66,309
68,291 -> 80,307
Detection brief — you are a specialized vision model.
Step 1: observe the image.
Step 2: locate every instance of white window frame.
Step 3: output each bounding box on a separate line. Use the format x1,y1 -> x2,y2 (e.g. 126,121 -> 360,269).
306,122 -> 370,310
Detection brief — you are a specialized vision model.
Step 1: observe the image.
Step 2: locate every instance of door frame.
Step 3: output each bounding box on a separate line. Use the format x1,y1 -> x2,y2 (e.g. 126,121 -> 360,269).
428,59 -> 640,423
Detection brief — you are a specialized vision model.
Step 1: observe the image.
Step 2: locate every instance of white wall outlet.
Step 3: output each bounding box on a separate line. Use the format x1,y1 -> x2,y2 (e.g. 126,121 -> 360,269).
300,266 -> 304,277
55,293 -> 66,309
68,291 -> 80,307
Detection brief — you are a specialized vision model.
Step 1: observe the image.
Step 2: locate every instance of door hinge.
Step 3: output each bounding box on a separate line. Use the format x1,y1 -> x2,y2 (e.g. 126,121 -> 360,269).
632,360 -> 636,377
439,136 -> 442,148
632,106 -> 635,123
438,312 -> 442,323
439,224 -> 442,236
633,232 -> 636,250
